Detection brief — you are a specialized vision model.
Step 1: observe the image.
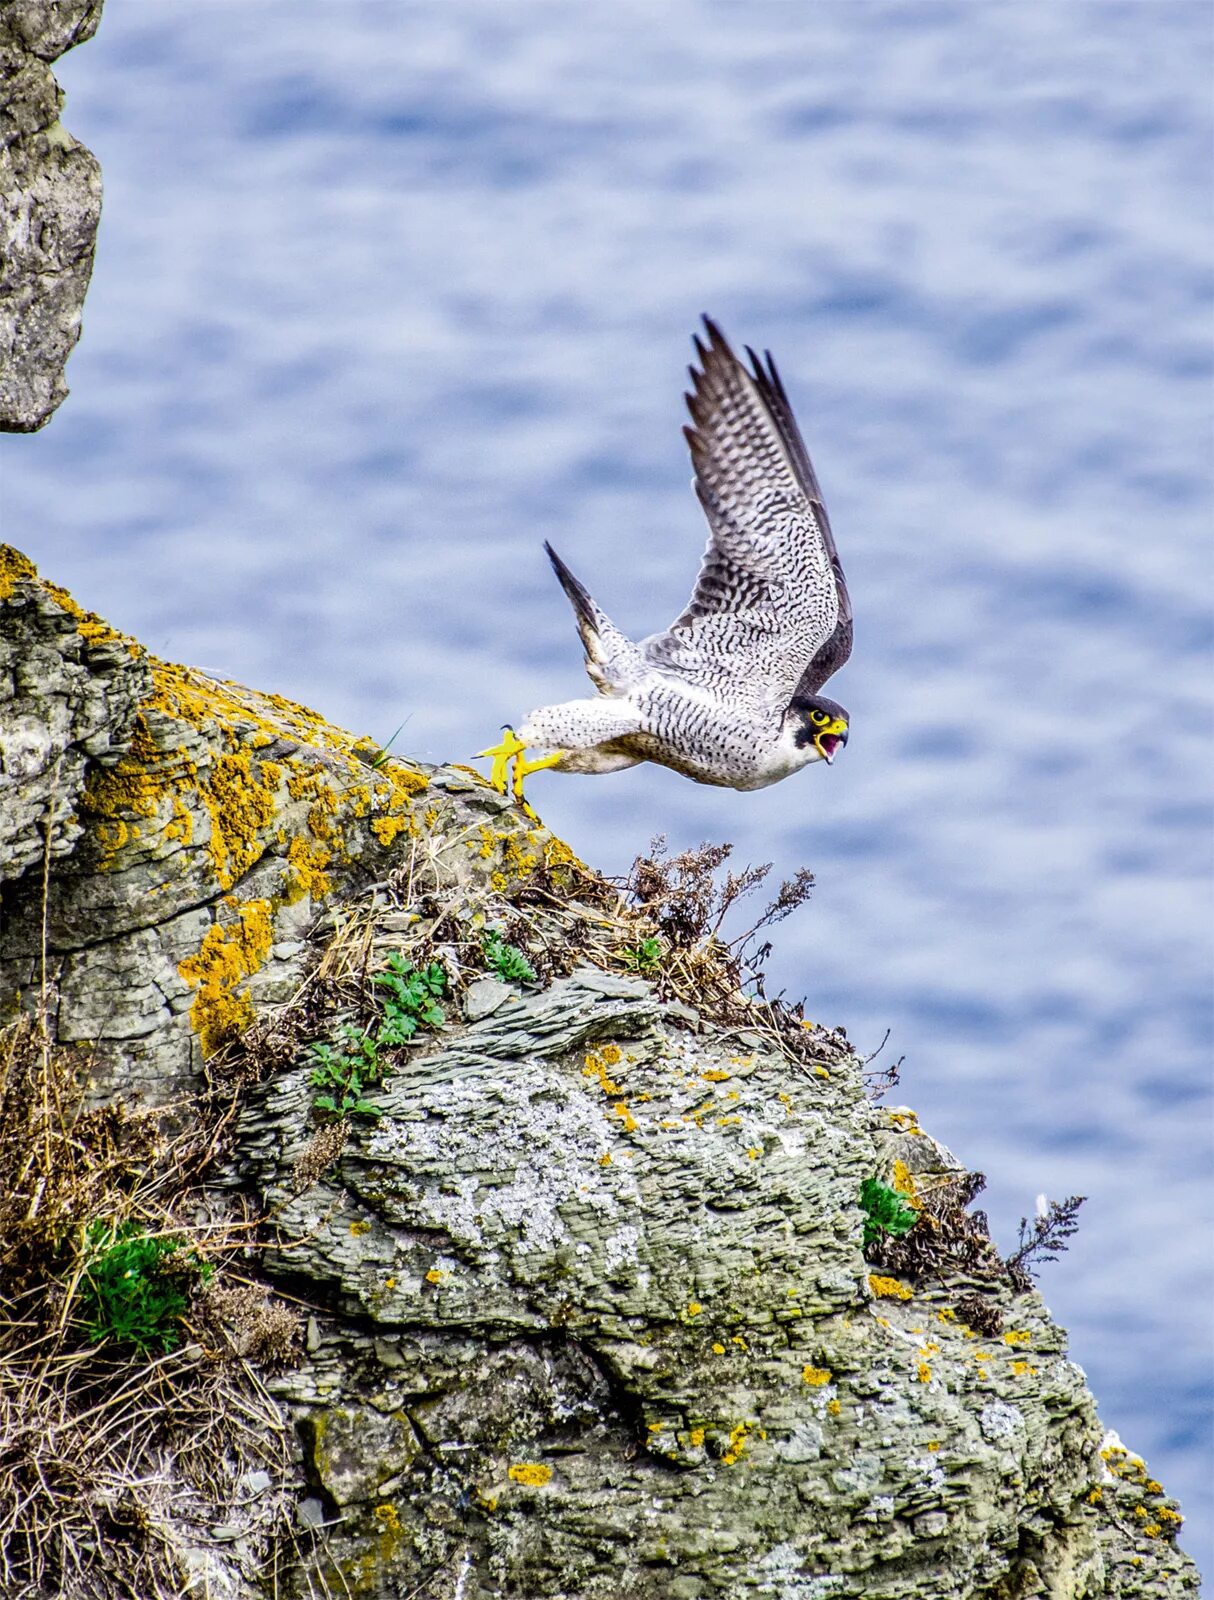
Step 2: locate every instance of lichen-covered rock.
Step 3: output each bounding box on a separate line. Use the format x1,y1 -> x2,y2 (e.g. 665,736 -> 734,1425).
0,0 -> 104,431
233,978 -> 1193,1598
0,549 -> 1199,1598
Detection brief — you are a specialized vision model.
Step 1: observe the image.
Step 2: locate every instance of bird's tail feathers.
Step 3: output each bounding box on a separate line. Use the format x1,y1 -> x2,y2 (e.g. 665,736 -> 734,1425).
544,542 -> 642,695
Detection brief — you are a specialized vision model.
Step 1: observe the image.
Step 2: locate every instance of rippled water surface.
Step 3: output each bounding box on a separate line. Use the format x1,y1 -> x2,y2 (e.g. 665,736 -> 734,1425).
6,0 -> 1211,1569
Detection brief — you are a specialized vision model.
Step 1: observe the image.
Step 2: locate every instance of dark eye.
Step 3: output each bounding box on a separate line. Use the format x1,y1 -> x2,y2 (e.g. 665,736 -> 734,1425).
811,710 -> 828,726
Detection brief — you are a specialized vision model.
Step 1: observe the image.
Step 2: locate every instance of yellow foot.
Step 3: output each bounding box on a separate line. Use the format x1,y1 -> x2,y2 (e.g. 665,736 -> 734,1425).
511,750 -> 563,805
476,727 -> 526,794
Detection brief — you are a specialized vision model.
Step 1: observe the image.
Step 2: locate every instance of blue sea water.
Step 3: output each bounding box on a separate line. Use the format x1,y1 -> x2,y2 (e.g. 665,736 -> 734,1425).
4,0 -> 1211,1571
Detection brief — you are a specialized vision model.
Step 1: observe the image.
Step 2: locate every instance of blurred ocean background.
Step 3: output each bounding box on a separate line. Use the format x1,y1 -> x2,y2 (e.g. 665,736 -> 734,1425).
4,0 -> 1211,1570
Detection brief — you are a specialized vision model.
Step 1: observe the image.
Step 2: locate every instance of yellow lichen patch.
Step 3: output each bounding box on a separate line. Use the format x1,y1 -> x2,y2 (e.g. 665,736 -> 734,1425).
712,1342 -> 726,1355
721,1422 -> 750,1466
936,1308 -> 957,1323
801,1366 -> 832,1387
891,1159 -> 921,1206
688,1427 -> 705,1447
731,1334 -> 748,1350
868,1274 -> 913,1301
599,1044 -> 622,1066
685,1301 -> 703,1319
1088,1487 -> 1103,1504
826,1399 -> 841,1417
198,750 -> 282,889
371,814 -> 409,847
611,1100 -> 638,1133
424,1269 -> 444,1284
598,1151 -> 612,1166
702,1069 -> 731,1083
178,899 -> 274,1058
887,1109 -> 923,1133
349,1220 -> 372,1237
746,1147 -> 761,1160
507,1463 -> 551,1487
285,831 -> 333,903
1010,1359 -> 1038,1377
582,1053 -> 622,1095
927,1441 -> 940,1452
41,576 -> 134,651
916,1361 -> 932,1384
373,1503 -> 402,1534
0,545 -> 38,599
1002,1329 -> 1031,1346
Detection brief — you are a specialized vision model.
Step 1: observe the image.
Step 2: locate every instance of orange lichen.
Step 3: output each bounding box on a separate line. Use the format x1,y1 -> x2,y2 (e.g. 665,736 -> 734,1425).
285,832 -> 333,903
582,1053 -> 622,1095
0,545 -> 38,599
868,1274 -> 913,1301
177,900 -> 274,1057
196,750 -> 282,887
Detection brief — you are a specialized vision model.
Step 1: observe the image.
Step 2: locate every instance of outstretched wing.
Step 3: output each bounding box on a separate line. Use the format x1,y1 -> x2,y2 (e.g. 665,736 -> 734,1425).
642,317 -> 851,713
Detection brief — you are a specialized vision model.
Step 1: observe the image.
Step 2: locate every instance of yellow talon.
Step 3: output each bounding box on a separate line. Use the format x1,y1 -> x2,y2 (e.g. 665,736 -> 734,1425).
476,728 -> 564,805
476,727 -> 526,794
510,750 -> 562,803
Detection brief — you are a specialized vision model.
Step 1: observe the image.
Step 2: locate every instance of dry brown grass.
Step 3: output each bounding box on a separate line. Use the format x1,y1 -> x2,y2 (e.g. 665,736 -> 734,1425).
0,1015 -> 303,1599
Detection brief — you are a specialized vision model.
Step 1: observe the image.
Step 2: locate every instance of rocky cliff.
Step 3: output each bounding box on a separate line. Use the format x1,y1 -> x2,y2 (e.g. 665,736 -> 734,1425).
0,547 -> 1198,1600
0,0 -> 104,431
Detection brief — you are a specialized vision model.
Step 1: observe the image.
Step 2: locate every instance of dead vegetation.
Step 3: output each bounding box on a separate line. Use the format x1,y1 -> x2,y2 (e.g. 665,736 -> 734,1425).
0,1014 -> 302,1600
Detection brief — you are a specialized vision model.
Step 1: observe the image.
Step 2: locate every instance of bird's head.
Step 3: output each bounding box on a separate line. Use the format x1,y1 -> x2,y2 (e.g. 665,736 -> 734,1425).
789,694 -> 850,765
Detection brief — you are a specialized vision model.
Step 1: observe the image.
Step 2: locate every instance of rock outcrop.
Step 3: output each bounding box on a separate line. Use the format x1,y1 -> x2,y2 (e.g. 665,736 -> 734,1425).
0,547 -> 1200,1599
0,0 -> 104,431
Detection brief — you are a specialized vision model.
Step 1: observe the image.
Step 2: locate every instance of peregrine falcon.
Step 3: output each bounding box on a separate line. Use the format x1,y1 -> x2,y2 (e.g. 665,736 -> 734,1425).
480,317 -> 851,800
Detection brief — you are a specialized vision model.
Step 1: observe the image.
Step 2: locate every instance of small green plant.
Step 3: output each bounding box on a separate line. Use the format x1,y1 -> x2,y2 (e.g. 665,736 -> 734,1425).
859,1178 -> 919,1248
482,929 -> 537,985
77,1220 -> 211,1353
308,954 -> 447,1120
620,936 -> 664,974
308,1031 -> 387,1118
373,953 -> 447,1041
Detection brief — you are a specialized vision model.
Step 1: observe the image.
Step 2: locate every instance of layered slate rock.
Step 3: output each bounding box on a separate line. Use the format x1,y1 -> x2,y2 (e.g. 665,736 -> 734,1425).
0,549 -> 1199,1599
0,0 -> 104,430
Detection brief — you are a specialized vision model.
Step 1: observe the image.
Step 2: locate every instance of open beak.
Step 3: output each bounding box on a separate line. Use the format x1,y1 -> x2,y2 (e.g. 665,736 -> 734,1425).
814,719 -> 849,764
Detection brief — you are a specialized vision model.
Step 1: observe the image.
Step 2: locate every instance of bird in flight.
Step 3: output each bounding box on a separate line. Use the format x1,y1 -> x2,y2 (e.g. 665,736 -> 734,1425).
480,317 -> 851,803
